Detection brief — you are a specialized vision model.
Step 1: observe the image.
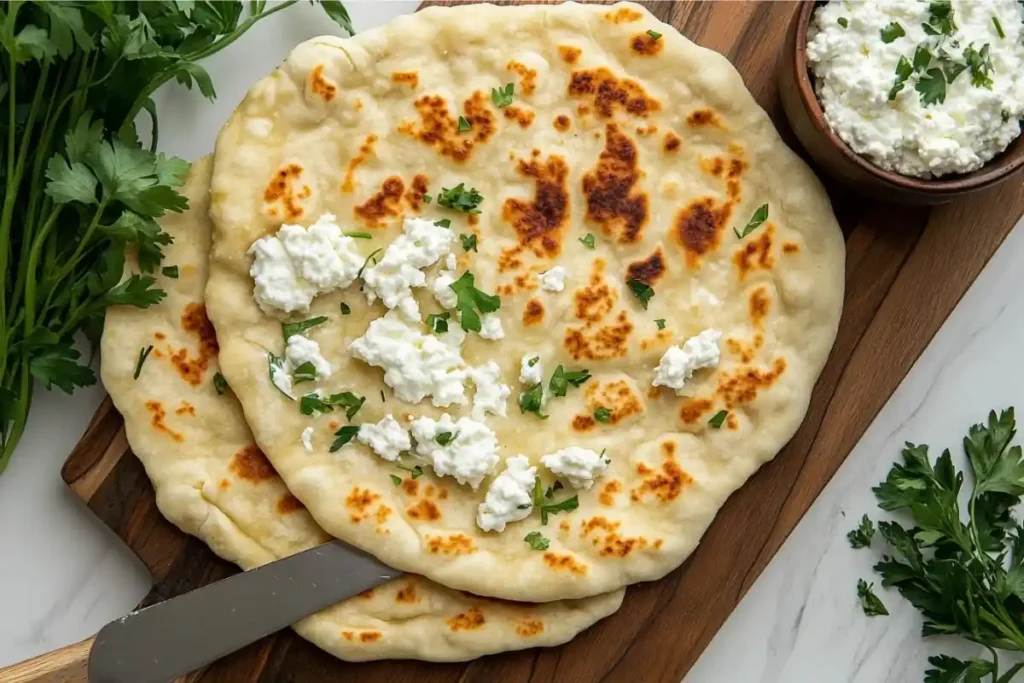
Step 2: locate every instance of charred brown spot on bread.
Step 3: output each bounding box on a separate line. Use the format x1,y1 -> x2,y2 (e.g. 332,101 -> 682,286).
516,619 -> 544,637
564,311 -> 633,361
572,414 -> 597,432
309,65 -> 337,101
174,401 -> 195,416
391,70 -> 418,88
170,304 -> 218,386
581,516 -> 620,536
154,332 -> 166,340
631,450 -> 692,503
400,91 -> 496,162
605,7 -> 643,23
346,487 -> 381,523
717,357 -> 787,408
357,589 -> 374,599
749,287 -> 770,326
427,534 -> 476,555
701,156 -> 727,177
582,124 -> 648,243
727,413 -> 739,430
573,261 -> 616,323
447,608 -> 485,631
568,68 -> 660,119
406,499 -> 441,521
375,505 -> 392,527
663,131 -> 682,153
395,581 -> 419,604
558,45 -> 582,64
581,517 -> 652,558
626,248 -> 666,286
359,631 -> 382,643
504,105 -> 536,128
341,134 -> 378,194
507,60 -> 537,95
145,401 -> 184,442
542,552 -> 588,575
585,379 -> 644,425
354,176 -> 405,228
501,154 -> 570,259
264,163 -> 306,220
678,397 -> 714,424
635,125 -> 658,136
631,32 -> 664,56
673,197 -> 733,269
522,298 -> 545,326
401,479 -> 419,496
219,479 -> 230,490
687,108 -> 723,128
277,493 -> 305,514
403,174 -> 429,212
554,114 -> 572,132
229,444 -> 274,481
734,224 -> 776,279
599,479 -> 623,506
783,241 -> 800,254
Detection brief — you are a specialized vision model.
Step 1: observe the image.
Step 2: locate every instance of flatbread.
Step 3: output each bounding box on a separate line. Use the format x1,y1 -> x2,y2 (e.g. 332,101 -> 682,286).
205,1 -> 845,601
100,157 -> 623,662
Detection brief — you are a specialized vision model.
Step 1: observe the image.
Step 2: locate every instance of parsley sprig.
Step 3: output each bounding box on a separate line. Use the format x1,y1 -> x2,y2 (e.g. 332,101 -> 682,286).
437,183 -> 483,214
0,0 -> 353,476
449,272 -> 500,333
852,409 -> 1024,681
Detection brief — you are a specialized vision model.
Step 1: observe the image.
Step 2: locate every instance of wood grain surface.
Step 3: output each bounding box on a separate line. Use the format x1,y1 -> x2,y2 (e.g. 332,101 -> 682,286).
33,1 -> 1024,682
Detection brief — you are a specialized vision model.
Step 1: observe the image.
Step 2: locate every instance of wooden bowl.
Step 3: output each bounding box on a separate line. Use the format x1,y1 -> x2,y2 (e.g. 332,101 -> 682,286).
778,2 -> 1024,205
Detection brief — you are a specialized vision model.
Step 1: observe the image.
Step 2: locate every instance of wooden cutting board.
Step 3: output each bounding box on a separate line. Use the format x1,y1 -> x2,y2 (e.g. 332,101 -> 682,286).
7,1 -> 1024,681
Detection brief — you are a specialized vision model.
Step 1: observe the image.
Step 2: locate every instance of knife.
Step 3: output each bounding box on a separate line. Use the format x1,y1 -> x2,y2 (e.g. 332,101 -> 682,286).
85,540 -> 402,683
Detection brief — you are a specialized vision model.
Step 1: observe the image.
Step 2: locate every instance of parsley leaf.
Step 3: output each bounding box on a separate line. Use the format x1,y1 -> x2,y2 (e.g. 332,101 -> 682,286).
491,82 -> 515,108
856,579 -> 889,617
435,431 -> 458,446
299,393 -> 327,415
282,315 -> 328,339
396,464 -> 423,479
926,0 -> 957,35
626,278 -> 654,309
646,29 -> 662,41
594,407 -> 612,423
528,356 -> 540,367
880,22 -> 906,43
449,272 -> 500,333
518,383 -> 547,419
457,115 -> 472,132
734,203 -> 769,239
161,265 -> 179,279
437,183 -> 484,214
941,59 -> 967,84
460,234 -> 477,252
427,312 -> 450,334
292,362 -> 318,385
549,365 -> 591,397
134,346 -> 154,380
390,474 -> 402,486
330,425 -> 360,452
299,391 -> 365,419
889,55 -> 913,100
213,372 -> 229,395
340,302 -> 351,315
29,345 -> 96,394
344,231 -> 372,239
708,410 -> 728,429
524,531 -> 550,550
579,233 -> 596,249
540,495 -> 579,525
847,514 -> 875,549
964,43 -> 994,89
837,17 -> 849,29
913,45 -> 932,73
434,218 -> 452,228
655,319 -> 666,330
916,68 -> 947,106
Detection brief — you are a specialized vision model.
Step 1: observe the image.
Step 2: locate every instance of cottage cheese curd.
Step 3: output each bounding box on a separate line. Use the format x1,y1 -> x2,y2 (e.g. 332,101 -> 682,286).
411,414 -> 500,489
301,426 -> 314,453
477,455 -> 537,532
519,354 -> 543,385
249,214 -> 363,314
692,287 -> 721,307
478,313 -> 505,340
468,362 -> 511,420
541,447 -> 609,490
540,266 -> 568,292
807,0 -> 1024,177
349,311 -> 468,406
284,335 -> 332,380
357,414 -> 412,462
652,328 -> 721,394
362,217 -> 454,320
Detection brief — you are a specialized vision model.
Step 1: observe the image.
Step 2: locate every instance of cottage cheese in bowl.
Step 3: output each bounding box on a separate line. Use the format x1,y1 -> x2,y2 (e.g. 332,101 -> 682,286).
807,0 -> 1024,178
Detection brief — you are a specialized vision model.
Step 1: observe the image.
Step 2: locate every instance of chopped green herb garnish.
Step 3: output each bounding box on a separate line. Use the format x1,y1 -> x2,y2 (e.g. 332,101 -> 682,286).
964,43 -> 994,89
434,218 -> 452,228
329,392 -> 366,420
330,425 -> 360,452
457,116 -> 472,132
282,315 -> 328,339
134,346 -> 154,380
1002,110 -> 1011,123
268,352 -> 291,399
847,514 -> 875,549
213,372 -> 229,395
357,248 -> 384,279
912,45 -> 932,73
426,312 -> 451,334
449,271 -> 500,333
646,29 -> 662,41
734,203 -> 769,239
435,431 -> 458,446
344,231 -> 372,239
880,22 -> 905,43
528,356 -> 540,367
518,383 -> 547,419
916,68 -> 947,106
992,16 -> 1005,39
626,278 -> 654,309
380,390 -> 386,402
533,476 -> 543,507
491,82 -> 515,108
540,495 -> 579,525
579,233 -> 596,249
655,319 -> 666,330
549,365 -> 591,397
460,234 -> 478,252
390,474 -> 402,486
925,0 -> 956,35
397,464 -> 423,479
941,59 -> 967,84
837,17 -> 849,29
856,579 -> 889,617
340,302 -> 351,315
889,55 -> 913,100
545,481 -> 563,499
437,183 -> 484,214
423,194 -> 433,204
299,392 -> 327,415
161,266 -> 179,279
708,410 -> 728,429
292,361 -> 318,384
524,531 -> 550,550
594,407 -> 612,423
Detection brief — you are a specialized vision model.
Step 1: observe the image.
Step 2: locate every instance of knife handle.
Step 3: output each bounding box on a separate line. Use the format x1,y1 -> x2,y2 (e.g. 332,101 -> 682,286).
0,637 -> 92,683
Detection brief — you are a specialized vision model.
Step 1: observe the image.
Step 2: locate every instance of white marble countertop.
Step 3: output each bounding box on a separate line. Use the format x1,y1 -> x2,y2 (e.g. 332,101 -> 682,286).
1,3 -> 1022,681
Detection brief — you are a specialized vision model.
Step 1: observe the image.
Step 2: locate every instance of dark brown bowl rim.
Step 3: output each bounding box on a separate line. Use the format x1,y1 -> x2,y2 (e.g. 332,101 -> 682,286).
792,2 -> 1024,194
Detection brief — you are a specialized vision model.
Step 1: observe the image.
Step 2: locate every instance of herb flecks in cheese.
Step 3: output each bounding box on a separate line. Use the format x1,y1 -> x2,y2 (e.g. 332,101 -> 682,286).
357,414 -> 412,462
541,447 -> 609,490
285,335 -> 332,380
652,328 -> 721,394
519,354 -> 544,385
469,361 -> 511,420
249,213 -> 364,314
411,414 -> 499,489
807,0 -> 1024,178
540,266 -> 568,292
362,216 -> 454,320
477,455 -> 536,532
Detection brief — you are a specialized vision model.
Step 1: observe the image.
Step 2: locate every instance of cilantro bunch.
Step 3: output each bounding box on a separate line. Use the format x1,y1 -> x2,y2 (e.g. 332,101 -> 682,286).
853,409 -> 1024,682
0,1 -> 352,475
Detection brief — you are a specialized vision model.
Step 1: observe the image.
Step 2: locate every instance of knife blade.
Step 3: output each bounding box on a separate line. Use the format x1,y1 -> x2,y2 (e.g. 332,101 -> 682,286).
88,540 -> 402,683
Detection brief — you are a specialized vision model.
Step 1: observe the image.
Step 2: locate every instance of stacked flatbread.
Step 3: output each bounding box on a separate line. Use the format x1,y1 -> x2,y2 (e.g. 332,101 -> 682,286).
101,1 -> 844,664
